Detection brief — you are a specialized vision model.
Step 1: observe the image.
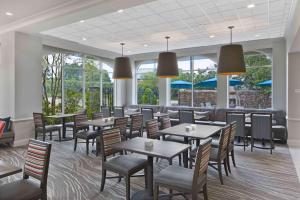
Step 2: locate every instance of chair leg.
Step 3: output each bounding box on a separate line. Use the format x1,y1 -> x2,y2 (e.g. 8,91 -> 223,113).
58,129 -> 62,142
178,154 -> 182,166
243,136 -> 246,151
86,139 -> 89,155
223,158 -> 228,176
154,185 -> 159,200
118,174 -> 122,182
231,149 -> 236,167
144,168 -> 148,189
203,183 -> 208,200
35,131 -> 38,140
74,138 -> 77,151
92,138 -> 95,146
227,153 -> 231,173
100,169 -> 106,192
125,176 -> 130,200
217,161 -> 224,185
43,132 -> 46,141
50,131 -> 52,140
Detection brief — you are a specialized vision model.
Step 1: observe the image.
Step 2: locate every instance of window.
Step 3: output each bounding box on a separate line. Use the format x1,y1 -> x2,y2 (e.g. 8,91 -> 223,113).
229,51 -> 272,109
193,57 -> 217,107
136,62 -> 159,105
42,52 -> 114,116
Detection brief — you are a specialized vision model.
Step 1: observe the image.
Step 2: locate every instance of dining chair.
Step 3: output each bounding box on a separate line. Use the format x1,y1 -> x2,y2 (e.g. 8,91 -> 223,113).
251,113 -> 273,154
101,106 -> 111,118
154,138 -> 212,200
99,128 -> 148,200
147,119 -> 181,165
226,111 -> 247,151
208,124 -> 231,185
92,112 -> 104,131
114,117 -> 128,140
0,139 -> 52,200
141,108 -> 154,127
114,107 -> 125,118
65,109 -> 87,134
126,114 -> 143,139
33,112 -> 61,141
227,121 -> 237,173
73,114 -> 99,155
179,110 -> 195,124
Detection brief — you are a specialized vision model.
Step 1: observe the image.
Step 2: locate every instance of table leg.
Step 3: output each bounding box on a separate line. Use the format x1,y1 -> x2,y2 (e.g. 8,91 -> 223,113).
183,137 -> 189,168
55,117 -> 73,141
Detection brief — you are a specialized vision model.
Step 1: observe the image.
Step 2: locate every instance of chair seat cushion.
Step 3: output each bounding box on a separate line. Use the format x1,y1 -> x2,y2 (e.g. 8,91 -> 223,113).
104,155 -> 147,175
272,125 -> 286,131
164,135 -> 185,143
65,122 -> 74,127
155,165 -> 206,191
76,130 -> 98,139
209,147 -> 219,161
0,179 -> 42,200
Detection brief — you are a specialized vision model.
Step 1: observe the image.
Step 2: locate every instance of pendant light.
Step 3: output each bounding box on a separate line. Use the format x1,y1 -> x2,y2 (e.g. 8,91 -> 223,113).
157,36 -> 178,78
218,26 -> 246,75
113,43 -> 132,79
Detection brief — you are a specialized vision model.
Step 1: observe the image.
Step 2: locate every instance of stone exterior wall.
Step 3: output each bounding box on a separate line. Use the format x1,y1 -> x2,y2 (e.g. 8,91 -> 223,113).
179,90 -> 217,106
234,90 -> 271,109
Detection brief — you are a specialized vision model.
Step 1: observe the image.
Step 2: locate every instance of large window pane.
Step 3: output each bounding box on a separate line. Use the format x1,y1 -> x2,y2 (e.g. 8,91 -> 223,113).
230,52 -> 272,109
64,54 -> 84,114
137,62 -> 159,105
171,58 -> 192,106
193,57 -> 217,107
102,63 -> 114,107
42,53 -> 63,115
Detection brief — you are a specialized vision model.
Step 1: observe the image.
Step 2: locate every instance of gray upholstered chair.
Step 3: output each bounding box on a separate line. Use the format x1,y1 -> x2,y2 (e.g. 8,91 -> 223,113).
0,139 -> 52,200
251,113 -> 273,154
179,110 -> 195,124
73,114 -> 99,155
99,128 -> 147,200
113,107 -> 124,117
162,116 -> 186,145
154,138 -> 212,200
92,112 -> 103,131
33,112 -> 61,141
227,121 -> 237,173
126,114 -> 143,139
208,124 -> 231,185
65,109 -> 87,134
226,112 -> 247,151
141,108 -> 154,127
114,117 -> 128,140
101,106 -> 111,118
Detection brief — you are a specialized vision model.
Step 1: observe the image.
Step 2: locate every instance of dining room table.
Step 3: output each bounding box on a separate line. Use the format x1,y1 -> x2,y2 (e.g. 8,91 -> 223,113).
112,137 -> 190,200
46,113 -> 75,141
0,160 -> 22,179
153,112 -> 169,120
158,123 -> 222,168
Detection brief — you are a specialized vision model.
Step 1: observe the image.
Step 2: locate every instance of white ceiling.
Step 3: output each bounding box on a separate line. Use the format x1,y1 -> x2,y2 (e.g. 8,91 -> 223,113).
41,0 -> 294,55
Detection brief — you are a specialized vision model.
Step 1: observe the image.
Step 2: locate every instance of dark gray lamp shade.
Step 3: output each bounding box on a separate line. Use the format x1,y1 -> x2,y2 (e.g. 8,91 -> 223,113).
157,52 -> 178,78
218,44 -> 246,75
113,56 -> 132,79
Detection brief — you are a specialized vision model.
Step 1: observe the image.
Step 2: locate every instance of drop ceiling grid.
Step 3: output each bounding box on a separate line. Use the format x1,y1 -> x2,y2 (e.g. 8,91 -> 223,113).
41,0 -> 293,55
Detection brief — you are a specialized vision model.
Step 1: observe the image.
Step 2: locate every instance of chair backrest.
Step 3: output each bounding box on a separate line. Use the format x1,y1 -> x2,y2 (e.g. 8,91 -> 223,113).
193,138 -> 212,187
24,139 -> 51,189
92,112 -> 103,120
101,106 -> 111,118
179,110 -> 194,124
146,119 -> 159,139
130,114 -> 143,135
218,124 -> 231,159
251,113 -> 272,140
229,121 -> 237,150
114,107 -> 124,117
226,112 -> 245,137
159,116 -> 171,130
205,102 -> 212,107
33,112 -> 45,129
74,114 -> 88,131
114,117 -> 128,136
100,128 -> 122,161
141,108 -> 154,127
78,109 -> 87,115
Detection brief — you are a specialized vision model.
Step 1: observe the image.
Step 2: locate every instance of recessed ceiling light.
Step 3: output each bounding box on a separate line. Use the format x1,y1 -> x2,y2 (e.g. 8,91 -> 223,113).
5,12 -> 13,16
209,35 -> 215,38
143,44 -> 148,47
247,4 -> 255,8
117,9 -> 124,13
82,37 -> 87,41
79,20 -> 85,23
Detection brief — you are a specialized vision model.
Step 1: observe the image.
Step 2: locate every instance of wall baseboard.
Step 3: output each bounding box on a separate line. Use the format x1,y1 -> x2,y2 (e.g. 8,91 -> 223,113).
13,138 -> 29,147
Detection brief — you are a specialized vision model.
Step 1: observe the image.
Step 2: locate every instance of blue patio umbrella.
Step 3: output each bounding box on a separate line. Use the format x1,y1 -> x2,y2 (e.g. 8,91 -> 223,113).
194,77 -> 243,88
171,80 -> 192,89
256,80 -> 272,87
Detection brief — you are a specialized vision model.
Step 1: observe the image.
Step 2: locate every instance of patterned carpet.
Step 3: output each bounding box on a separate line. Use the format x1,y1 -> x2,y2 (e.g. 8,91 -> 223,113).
1,134 -> 300,200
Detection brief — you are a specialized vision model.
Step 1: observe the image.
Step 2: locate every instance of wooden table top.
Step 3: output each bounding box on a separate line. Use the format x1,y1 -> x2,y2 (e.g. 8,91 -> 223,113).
153,113 -> 169,118
112,137 -> 190,160
0,160 -> 22,179
81,118 -> 115,127
46,113 -> 75,119
158,123 -> 222,139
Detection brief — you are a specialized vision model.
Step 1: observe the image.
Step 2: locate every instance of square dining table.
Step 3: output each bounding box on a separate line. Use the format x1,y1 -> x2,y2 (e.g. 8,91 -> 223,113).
0,160 -> 22,179
112,137 -> 190,200
46,113 -> 75,141
158,123 -> 222,167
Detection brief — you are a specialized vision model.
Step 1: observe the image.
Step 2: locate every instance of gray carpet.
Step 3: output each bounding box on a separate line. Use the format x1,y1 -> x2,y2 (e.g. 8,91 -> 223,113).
1,135 -> 300,200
